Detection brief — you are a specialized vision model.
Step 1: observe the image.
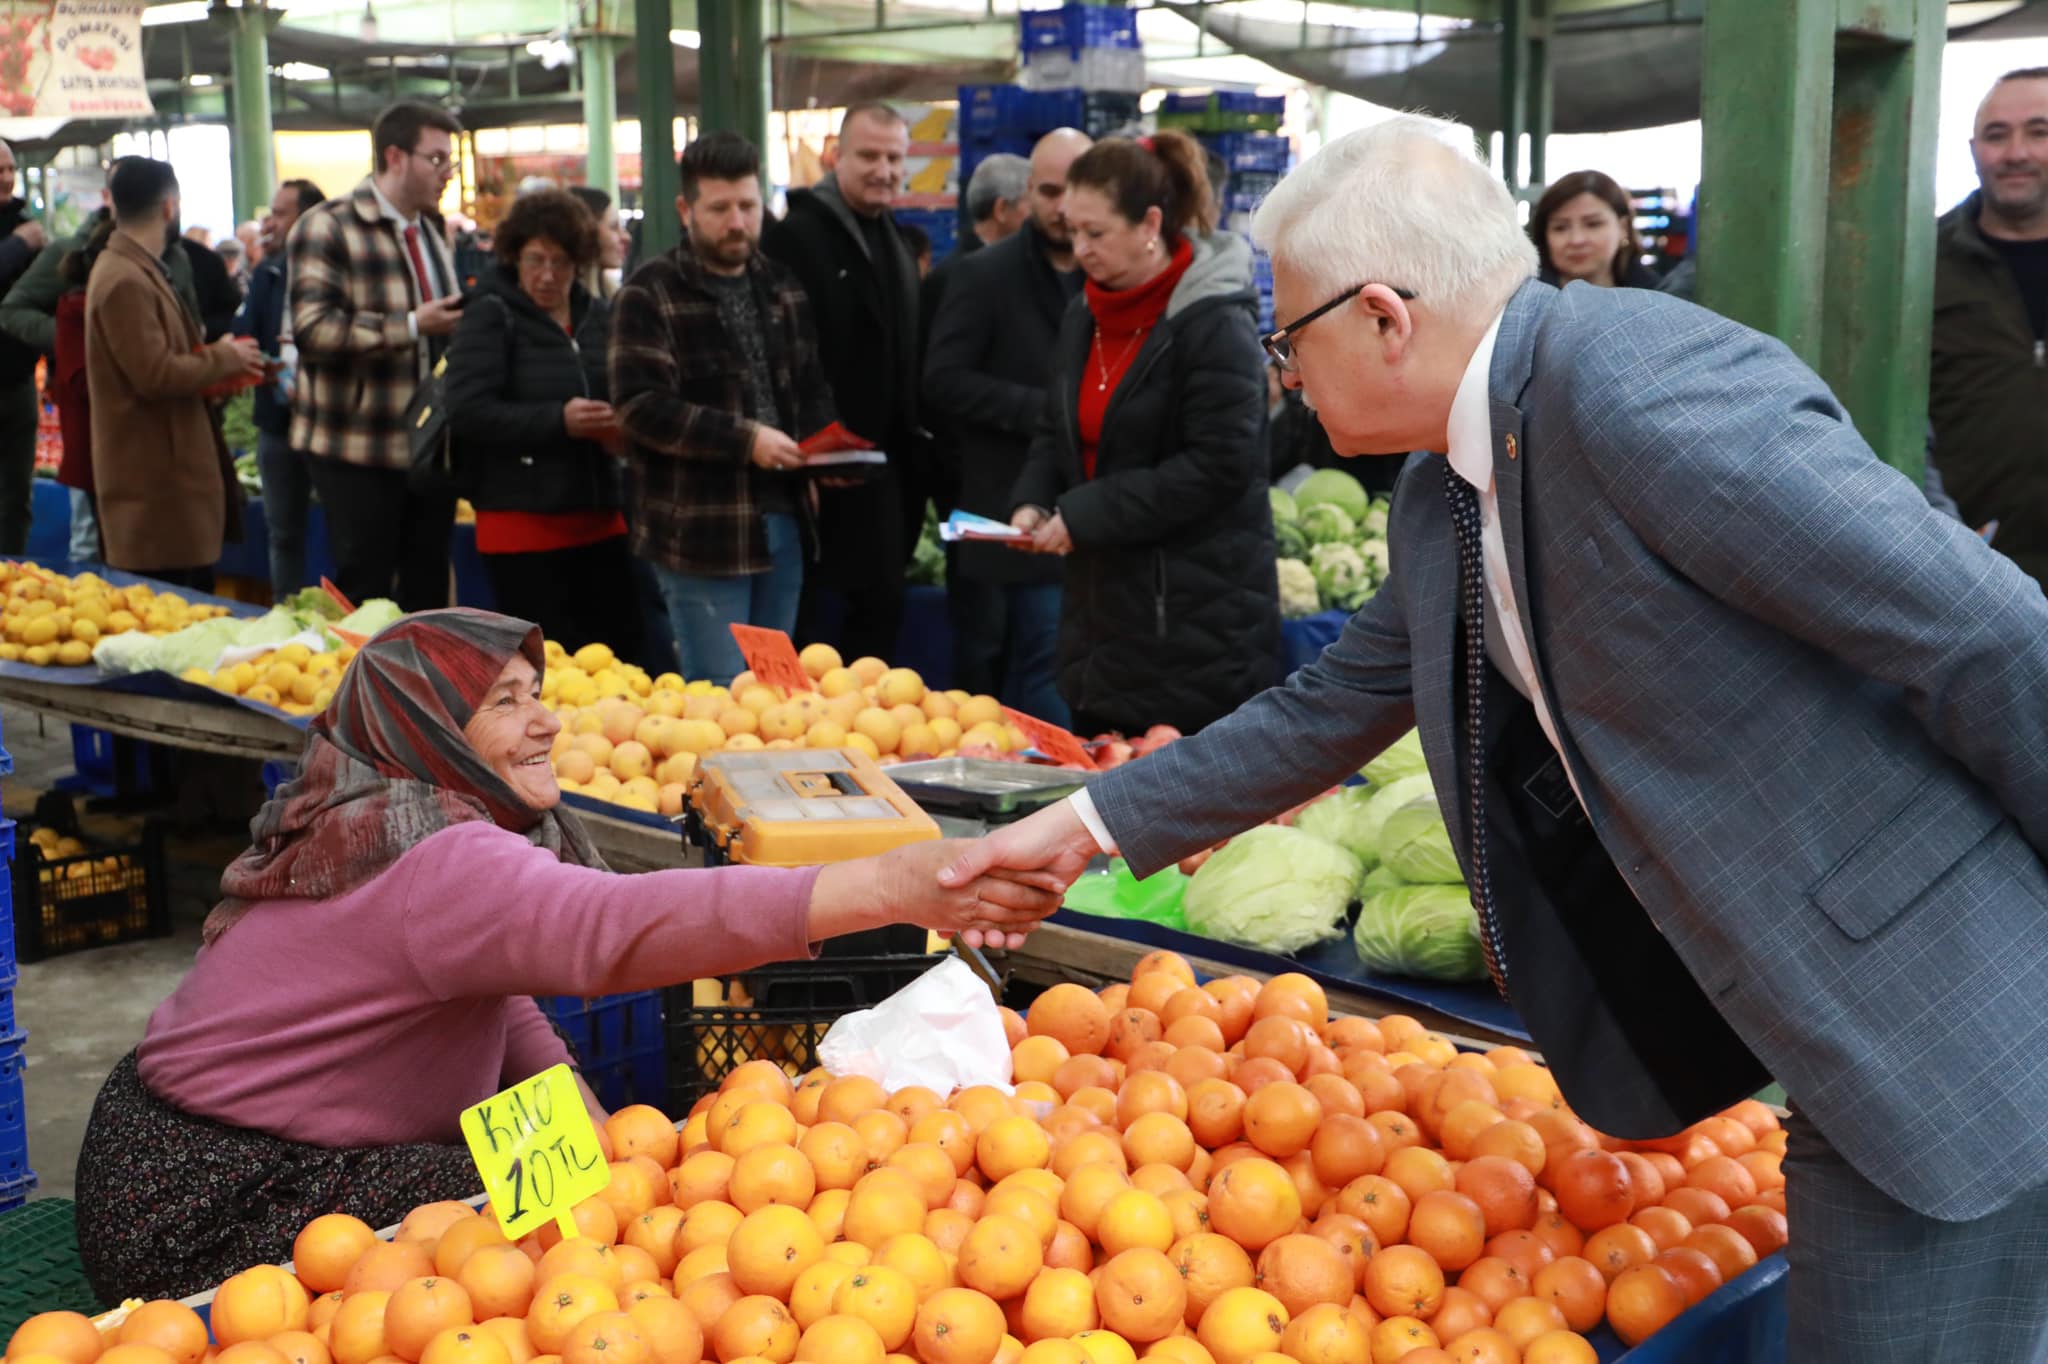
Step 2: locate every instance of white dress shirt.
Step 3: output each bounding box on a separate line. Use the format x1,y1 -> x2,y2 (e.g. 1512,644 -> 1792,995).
369,179 -> 446,346
1067,303 -> 1576,856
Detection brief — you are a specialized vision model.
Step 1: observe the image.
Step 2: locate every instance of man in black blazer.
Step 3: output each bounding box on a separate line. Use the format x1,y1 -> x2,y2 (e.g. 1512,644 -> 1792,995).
923,129 -> 1092,725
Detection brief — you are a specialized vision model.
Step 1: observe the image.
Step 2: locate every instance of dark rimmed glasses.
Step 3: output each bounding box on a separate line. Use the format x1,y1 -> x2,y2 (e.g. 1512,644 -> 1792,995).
1262,282 -> 1417,371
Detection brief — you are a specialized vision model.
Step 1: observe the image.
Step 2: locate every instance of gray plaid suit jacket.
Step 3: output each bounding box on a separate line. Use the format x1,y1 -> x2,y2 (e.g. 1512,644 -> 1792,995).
1090,276 -> 2048,1223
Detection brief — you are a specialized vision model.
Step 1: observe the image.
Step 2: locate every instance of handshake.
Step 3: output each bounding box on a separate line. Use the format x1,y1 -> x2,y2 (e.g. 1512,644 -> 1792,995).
820,801 -> 1107,950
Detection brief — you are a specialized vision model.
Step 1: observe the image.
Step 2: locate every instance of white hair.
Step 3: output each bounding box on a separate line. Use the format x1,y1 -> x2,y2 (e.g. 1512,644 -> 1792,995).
1252,114 -> 1537,317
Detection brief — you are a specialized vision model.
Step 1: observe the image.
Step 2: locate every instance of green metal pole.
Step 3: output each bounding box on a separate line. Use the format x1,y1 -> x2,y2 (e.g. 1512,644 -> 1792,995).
1499,0 -> 1529,190
1698,0 -> 1833,367
1526,0 -> 1552,188
223,2 -> 278,225
1821,1 -> 1943,477
697,0 -> 733,133
633,0 -> 681,258
734,0 -> 770,159
580,32 -> 621,201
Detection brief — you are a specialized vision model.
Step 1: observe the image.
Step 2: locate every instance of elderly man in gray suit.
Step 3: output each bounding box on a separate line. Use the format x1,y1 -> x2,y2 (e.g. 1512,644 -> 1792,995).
946,115 -> 2048,1358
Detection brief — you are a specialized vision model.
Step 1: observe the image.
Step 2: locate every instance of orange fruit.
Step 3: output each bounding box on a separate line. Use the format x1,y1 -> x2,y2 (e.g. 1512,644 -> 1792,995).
1383,1146 -> 1455,1205
294,1215 -> 381,1295
607,1108 -> 682,1170
436,1219 -> 514,1281
527,1276 -> 621,1355
1458,1256 -> 1533,1314
1522,1330 -> 1598,1364
723,1103 -> 801,1161
1205,1158 -> 1301,1252
1425,1285 -> 1490,1342
1240,1019 -> 1312,1078
711,1297 -> 798,1364
1186,1082 -> 1247,1151
1167,1233 -> 1256,1328
1581,1224 -> 1657,1283
1361,1244 -> 1444,1320
1027,986 -> 1112,1057
309,1291 -> 348,1332
1333,1175 -> 1410,1249
1660,1187 -> 1732,1230
1605,1264 -> 1684,1346
672,1152 -> 739,1209
1275,1303 -> 1366,1364
676,1275 -> 742,1337
1251,1235 -> 1351,1318
1093,1250 -> 1185,1344
473,1320 -> 534,1364
622,1209 -> 686,1279
1018,1268 -> 1097,1341
270,1330 -> 334,1364
853,1111 -> 910,1169
956,1216 -> 1043,1300
792,1316 -> 883,1364
402,1205 -> 481,1247
1251,975 -> 1326,1029
1682,1224 -> 1760,1283
1685,1155 -> 1759,1209
417,1330 -> 510,1364
624,1296 -> 703,1364
1016,1345 -> 1086,1364
1548,1150 -> 1634,1233
1306,1115 -> 1384,1190
924,1209 -> 975,1256
723,1060 -> 797,1107
790,1264 -> 859,1331
215,1268 -> 314,1346
1123,1114 -> 1197,1173
1455,1156 -> 1539,1237
1365,1316 -> 1436,1364
873,1234 -> 952,1303
1095,1189 -> 1173,1257
536,1242 -> 623,1295
731,1144 -> 818,1215
845,1172 -> 929,1249
1115,1073 -> 1189,1129
457,1246 -> 538,1320
1530,1256 -> 1606,1332
1406,1191 -> 1486,1272
348,1243 -> 437,1297
1724,1204 -> 1788,1259
212,1345 -> 289,1364
981,1188 -> 1057,1250
115,1304 -> 206,1364
1106,1009 -> 1165,1063
329,1292 -> 394,1364
888,1086 -> 944,1128
977,1117 -> 1052,1183
1194,1287 -> 1288,1364
910,1290 -> 1006,1364
801,1124 -> 867,1193
1628,1206 -> 1693,1253
833,1268 -> 918,1351
384,1279 -> 476,1362
728,1206 -> 824,1299
817,1077 -> 890,1127
560,1314 -> 651,1364
910,1113 -> 979,1178
1653,1246 -> 1723,1307
7,1312 -> 104,1364
1241,1084 -> 1321,1160
1490,1296 -> 1568,1349
538,1203 -> 622,1258
1307,1212 -> 1377,1288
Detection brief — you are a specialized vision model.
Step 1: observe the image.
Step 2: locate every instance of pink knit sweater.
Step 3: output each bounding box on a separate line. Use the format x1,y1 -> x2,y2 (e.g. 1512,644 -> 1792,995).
137,821 -> 820,1147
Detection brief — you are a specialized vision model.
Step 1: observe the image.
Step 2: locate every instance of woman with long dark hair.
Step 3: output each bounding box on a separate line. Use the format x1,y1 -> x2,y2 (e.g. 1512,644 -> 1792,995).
1529,169 -> 1660,289
1008,130 -> 1282,737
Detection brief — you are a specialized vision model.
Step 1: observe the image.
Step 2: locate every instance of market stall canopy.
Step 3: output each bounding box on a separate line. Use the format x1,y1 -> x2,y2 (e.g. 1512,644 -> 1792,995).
1170,0 -> 2048,133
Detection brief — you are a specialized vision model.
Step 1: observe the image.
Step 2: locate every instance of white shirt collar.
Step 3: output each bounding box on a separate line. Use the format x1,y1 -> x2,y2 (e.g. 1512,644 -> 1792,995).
1444,307 -> 1508,492
368,178 -> 417,230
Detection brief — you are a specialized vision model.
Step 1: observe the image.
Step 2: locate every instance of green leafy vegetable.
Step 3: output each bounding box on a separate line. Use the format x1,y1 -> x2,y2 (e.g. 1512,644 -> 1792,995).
1295,468 -> 1370,524
1352,883 -> 1487,981
1299,503 -> 1357,547
1379,797 -> 1464,883
1292,787 -> 1379,863
1362,729 -> 1428,789
1356,772 -> 1436,865
1183,825 -> 1362,953
1269,487 -> 1298,523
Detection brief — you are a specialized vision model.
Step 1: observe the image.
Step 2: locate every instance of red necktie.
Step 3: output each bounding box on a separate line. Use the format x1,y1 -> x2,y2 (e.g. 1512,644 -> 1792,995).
403,223 -> 434,302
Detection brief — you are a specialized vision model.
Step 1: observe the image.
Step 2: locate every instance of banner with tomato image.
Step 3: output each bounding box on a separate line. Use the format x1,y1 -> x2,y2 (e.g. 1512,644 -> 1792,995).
0,0 -> 151,122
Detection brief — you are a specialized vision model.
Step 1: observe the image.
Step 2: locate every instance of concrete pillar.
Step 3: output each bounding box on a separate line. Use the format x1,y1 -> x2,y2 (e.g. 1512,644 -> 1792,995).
580,33 -> 621,201
734,0 -> 770,161
221,1 -> 279,225
633,0 -> 681,257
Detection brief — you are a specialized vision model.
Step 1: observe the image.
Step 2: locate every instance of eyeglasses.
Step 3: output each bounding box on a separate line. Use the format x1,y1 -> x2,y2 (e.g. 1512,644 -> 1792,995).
518,252 -> 573,278
1262,282 -> 1416,372
408,149 -> 453,171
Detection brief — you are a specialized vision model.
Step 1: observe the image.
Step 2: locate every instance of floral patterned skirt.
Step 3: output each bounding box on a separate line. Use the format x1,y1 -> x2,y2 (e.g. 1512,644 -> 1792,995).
75,1052 -> 480,1302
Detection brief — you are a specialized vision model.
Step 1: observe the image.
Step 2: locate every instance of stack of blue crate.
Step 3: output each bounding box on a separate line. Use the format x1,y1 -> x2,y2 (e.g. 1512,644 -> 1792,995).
0,717 -> 33,1213
958,81 -> 1143,210
1016,4 -> 1144,94
1156,93 -> 1293,333
537,991 -> 666,1112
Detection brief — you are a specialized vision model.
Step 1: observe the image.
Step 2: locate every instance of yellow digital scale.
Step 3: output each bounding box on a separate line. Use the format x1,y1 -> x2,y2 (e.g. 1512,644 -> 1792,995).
684,748 -> 941,868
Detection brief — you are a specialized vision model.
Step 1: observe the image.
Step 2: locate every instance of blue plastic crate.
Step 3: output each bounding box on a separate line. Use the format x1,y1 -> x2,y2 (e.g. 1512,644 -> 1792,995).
62,726 -> 157,800
0,1171 -> 36,1214
0,1050 -> 30,1202
540,989 -> 663,1079
1019,4 -> 1140,57
959,84 -> 1036,139
1198,132 -> 1291,173
0,986 -> 11,1037
584,1043 -> 666,1112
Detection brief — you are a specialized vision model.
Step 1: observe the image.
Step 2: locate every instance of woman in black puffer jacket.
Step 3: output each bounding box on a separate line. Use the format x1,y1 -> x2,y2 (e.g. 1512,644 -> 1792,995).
445,189 -> 641,662
1009,132 -> 1282,737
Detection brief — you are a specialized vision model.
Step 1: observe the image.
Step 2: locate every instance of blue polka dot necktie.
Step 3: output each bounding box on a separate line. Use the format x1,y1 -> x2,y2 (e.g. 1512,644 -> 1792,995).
1442,459 -> 1512,1001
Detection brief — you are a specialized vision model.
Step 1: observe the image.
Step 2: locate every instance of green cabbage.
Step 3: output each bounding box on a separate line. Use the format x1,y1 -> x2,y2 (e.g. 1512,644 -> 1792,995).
1299,503 -> 1357,547
1275,520 -> 1311,560
1362,729 -> 1428,789
1357,772 -> 1435,864
283,586 -> 348,622
1275,558 -> 1321,620
1292,787 -> 1378,863
1360,865 -> 1406,894
1269,487 -> 1298,523
1296,468 -> 1369,523
1353,884 -> 1487,981
151,617 -> 247,675
333,598 -> 403,640
1183,825 -> 1362,953
1380,797 -> 1464,883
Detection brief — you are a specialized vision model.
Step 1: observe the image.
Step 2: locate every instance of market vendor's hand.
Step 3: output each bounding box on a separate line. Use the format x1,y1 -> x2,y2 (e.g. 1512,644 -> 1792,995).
939,799 -> 1101,948
876,838 -> 1067,949
1030,511 -> 1072,556
564,398 -> 617,441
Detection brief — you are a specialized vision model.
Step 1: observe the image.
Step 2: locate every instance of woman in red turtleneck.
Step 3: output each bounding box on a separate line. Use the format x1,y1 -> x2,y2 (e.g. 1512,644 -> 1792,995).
1007,131 -> 1283,738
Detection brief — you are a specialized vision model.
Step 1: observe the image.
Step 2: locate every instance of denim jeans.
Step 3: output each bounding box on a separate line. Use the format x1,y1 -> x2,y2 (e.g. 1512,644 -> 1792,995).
256,430 -> 312,597
67,488 -> 100,565
650,513 -> 803,685
946,575 -> 1068,726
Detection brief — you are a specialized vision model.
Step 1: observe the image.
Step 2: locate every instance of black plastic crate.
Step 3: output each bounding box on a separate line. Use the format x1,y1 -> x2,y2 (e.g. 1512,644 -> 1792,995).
10,795 -> 169,963
664,955 -> 937,1113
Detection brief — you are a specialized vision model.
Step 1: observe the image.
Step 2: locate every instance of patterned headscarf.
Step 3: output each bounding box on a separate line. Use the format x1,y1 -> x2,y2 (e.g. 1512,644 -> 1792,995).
204,608 -> 607,944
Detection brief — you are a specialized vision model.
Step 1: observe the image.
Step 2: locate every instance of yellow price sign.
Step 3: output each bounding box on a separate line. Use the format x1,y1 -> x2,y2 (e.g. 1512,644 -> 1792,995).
459,1064 -> 609,1242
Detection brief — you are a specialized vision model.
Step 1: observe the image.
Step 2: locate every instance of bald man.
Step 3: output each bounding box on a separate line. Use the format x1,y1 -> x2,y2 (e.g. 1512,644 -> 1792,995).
0,139 -> 46,554
921,127 -> 1092,725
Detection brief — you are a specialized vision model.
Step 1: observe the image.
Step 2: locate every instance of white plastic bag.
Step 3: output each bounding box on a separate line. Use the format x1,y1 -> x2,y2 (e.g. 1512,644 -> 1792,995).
816,955 -> 1013,1094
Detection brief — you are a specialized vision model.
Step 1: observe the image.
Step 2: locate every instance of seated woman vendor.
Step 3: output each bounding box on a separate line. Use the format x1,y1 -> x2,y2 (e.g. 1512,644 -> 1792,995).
74,608 -> 1061,1301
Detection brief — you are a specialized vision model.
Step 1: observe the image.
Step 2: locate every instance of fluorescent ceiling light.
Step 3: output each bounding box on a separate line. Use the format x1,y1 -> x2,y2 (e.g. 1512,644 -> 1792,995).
142,2 -> 210,25
187,72 -> 214,85
277,62 -> 330,80
669,28 -> 699,48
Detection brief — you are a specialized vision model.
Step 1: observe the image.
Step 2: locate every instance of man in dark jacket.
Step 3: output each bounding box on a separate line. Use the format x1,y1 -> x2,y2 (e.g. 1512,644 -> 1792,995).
923,130 -> 1090,725
0,140 -> 47,553
232,178 -> 325,597
1930,66 -> 2048,587
610,133 -> 835,686
760,103 -> 921,663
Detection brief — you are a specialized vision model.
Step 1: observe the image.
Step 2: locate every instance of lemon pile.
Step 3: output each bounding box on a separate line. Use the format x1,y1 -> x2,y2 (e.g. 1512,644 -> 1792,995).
0,561 -> 233,667
180,640 -> 360,717
25,823 -> 133,885
548,642 -> 1030,815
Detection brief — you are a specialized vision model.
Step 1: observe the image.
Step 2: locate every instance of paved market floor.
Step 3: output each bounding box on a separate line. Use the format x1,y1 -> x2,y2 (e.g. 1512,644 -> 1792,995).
5,704 -> 253,1200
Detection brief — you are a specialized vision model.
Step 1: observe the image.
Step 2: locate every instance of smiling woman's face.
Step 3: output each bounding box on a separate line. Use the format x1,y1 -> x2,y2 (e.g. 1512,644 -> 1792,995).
463,653 -> 562,810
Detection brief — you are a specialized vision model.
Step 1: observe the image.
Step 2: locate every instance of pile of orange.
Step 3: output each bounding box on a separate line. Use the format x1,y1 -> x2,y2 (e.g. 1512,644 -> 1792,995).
3,953 -> 1787,1364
